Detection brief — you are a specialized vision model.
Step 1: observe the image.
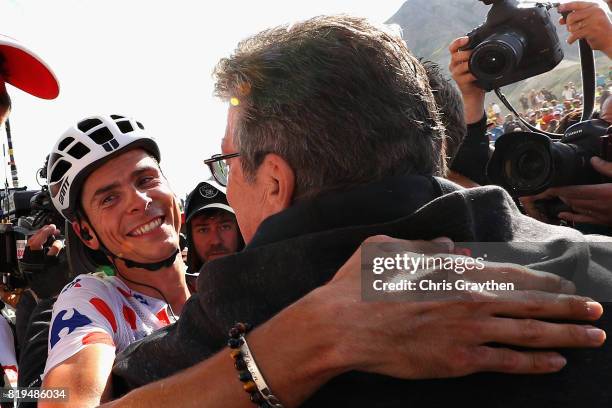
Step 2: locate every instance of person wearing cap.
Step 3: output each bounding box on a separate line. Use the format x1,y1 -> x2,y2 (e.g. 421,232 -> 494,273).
0,34 -> 59,397
183,181 -> 244,292
184,181 -> 244,271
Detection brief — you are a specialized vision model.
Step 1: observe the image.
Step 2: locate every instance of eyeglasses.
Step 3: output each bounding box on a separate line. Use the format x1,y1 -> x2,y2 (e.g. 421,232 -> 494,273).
203,153 -> 240,187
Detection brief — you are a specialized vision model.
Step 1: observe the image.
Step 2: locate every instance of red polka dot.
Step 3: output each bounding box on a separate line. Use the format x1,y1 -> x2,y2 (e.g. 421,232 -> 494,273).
89,298 -> 117,333
156,309 -> 171,326
123,305 -> 137,330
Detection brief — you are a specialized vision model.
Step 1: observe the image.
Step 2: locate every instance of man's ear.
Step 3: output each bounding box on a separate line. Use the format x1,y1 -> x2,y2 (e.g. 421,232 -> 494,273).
71,220 -> 100,250
260,153 -> 295,213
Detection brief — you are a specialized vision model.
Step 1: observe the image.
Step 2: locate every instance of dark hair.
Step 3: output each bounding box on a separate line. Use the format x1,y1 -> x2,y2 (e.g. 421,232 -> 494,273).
421,60 -> 465,165
214,15 -> 446,201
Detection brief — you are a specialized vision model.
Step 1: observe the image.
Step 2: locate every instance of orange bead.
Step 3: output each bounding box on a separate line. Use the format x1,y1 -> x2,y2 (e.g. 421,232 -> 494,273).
243,381 -> 257,393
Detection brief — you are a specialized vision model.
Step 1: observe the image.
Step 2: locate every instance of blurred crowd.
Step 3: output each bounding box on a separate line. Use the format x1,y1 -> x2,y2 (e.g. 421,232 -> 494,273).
487,73 -> 612,140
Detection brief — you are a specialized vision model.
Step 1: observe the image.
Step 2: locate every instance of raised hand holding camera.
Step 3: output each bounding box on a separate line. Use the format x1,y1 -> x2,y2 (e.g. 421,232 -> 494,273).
559,1 -> 612,58
449,37 -> 487,124
460,0 -> 563,91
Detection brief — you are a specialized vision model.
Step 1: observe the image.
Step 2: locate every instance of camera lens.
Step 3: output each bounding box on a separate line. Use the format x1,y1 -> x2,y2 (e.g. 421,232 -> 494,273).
478,49 -> 508,77
502,140 -> 552,194
516,150 -> 546,181
470,31 -> 526,81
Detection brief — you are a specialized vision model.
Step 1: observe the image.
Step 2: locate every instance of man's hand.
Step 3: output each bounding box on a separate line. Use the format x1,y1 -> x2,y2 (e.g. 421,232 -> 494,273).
449,36 -> 486,124
521,157 -> 612,226
321,235 -> 605,379
27,223 -> 63,256
99,236 -> 606,408
558,1 -> 612,58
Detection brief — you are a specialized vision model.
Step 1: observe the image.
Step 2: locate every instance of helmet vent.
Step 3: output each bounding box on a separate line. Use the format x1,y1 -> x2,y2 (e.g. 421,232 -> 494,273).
137,122 -> 144,130
67,142 -> 90,159
89,127 -> 115,145
48,152 -> 62,169
116,120 -> 134,134
102,139 -> 120,152
78,118 -> 103,133
111,114 -> 125,120
50,159 -> 72,183
58,137 -> 74,151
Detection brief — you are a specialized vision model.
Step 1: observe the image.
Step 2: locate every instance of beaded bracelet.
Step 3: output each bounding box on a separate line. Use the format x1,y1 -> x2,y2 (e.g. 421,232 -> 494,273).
228,322 -> 285,408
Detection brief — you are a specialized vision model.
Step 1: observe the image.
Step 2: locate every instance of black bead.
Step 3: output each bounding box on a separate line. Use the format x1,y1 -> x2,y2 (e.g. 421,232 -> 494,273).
229,327 -> 241,338
228,338 -> 243,349
238,370 -> 252,382
235,358 -> 247,370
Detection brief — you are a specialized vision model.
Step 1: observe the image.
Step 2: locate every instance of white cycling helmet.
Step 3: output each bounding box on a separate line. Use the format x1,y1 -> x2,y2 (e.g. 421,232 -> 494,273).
48,114 -> 161,222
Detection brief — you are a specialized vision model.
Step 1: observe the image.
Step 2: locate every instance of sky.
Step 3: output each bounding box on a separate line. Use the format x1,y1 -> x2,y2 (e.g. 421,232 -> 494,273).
1,0 -> 406,198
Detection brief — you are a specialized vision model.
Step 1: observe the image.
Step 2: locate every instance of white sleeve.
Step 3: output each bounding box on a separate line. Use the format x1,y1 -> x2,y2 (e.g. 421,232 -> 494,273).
43,277 -> 118,376
0,316 -> 18,387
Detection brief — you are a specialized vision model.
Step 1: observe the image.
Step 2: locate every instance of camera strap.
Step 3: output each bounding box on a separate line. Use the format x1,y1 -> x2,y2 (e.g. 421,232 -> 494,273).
494,88 -> 553,136
578,38 -> 595,122
494,38 -> 596,139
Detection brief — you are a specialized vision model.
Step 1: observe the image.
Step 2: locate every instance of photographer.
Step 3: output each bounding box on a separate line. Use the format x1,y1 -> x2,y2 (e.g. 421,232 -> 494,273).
448,36 -> 490,186
449,2 -> 612,229
15,222 -> 72,395
0,33 -> 59,395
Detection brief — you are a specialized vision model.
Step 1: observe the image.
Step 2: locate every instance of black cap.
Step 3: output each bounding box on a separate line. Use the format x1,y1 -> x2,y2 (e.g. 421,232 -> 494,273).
184,181 -> 234,224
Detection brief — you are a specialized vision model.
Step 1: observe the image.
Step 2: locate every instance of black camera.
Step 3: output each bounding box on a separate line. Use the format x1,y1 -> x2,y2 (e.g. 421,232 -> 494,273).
1,157 -> 66,290
1,188 -> 66,288
487,119 -> 612,196
463,0 -> 564,91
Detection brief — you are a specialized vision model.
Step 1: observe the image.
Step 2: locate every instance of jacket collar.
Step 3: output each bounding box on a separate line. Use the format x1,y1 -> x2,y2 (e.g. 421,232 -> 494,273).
248,174 -> 452,248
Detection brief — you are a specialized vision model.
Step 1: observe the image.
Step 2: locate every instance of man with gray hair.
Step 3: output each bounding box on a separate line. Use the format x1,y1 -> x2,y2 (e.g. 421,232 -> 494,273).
111,15 -> 612,407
